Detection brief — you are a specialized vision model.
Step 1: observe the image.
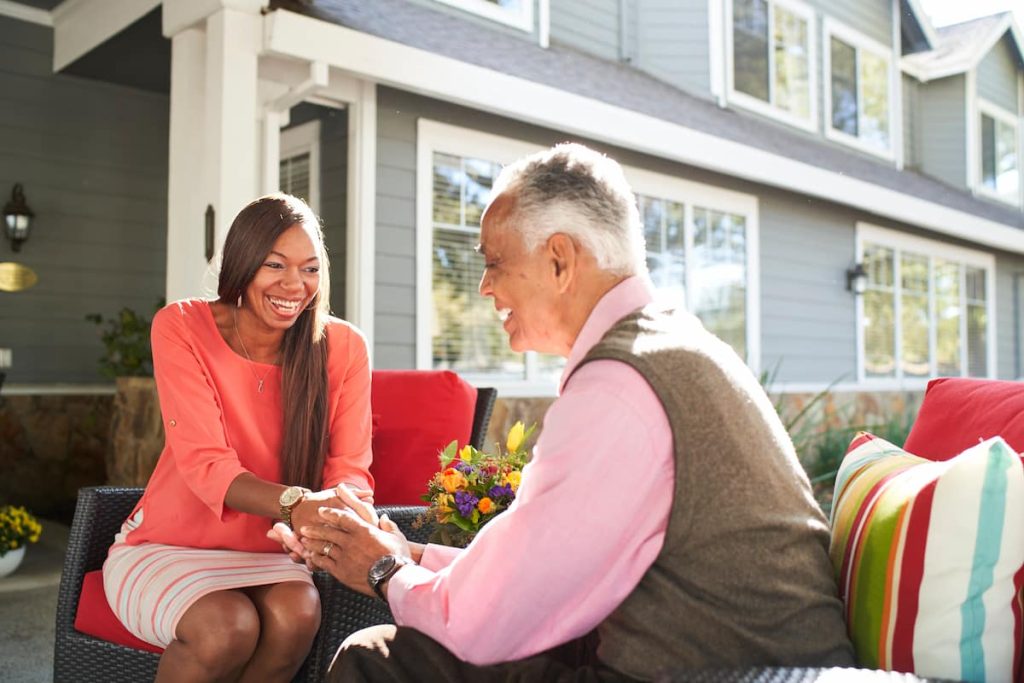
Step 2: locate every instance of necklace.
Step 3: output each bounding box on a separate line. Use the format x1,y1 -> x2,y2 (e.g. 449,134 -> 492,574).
233,308 -> 276,393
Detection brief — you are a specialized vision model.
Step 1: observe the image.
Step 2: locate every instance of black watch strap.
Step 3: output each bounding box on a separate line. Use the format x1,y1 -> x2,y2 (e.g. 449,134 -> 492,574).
368,555 -> 407,602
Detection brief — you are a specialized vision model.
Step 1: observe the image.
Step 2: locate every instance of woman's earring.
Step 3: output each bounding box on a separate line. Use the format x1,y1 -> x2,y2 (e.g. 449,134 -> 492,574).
236,295 -> 242,308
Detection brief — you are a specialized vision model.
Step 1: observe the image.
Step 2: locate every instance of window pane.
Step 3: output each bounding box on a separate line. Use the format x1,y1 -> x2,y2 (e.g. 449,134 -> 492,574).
734,0 -> 770,102
995,118 -> 1020,203
279,152 -> 311,204
830,37 -> 858,137
431,153 -> 525,380
773,5 -> 809,119
693,208 -> 746,359
965,266 -> 987,377
860,50 -> 890,148
900,253 -> 929,378
934,259 -> 961,376
982,114 -> 997,190
863,244 -> 894,378
641,195 -> 686,303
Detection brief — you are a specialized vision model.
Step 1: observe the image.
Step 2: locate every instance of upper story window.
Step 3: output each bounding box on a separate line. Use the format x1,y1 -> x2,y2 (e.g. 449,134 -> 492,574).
279,121 -> 320,212
433,0 -> 534,32
977,99 -> 1020,206
727,0 -> 817,132
857,224 -> 993,384
824,19 -> 893,158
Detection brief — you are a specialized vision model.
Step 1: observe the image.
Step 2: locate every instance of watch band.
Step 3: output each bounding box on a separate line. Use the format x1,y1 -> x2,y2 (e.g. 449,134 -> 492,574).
368,555 -> 407,603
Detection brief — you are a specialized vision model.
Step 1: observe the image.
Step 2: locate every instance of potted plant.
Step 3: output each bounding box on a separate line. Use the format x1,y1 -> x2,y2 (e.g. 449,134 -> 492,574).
0,504 -> 42,578
86,302 -> 165,487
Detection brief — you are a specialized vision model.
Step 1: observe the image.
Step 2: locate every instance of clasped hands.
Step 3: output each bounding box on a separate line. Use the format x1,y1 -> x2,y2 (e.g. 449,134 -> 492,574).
267,484 -> 412,598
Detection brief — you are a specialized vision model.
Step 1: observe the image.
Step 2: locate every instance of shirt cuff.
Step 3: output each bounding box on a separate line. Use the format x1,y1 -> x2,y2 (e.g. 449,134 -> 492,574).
386,562 -> 438,623
419,543 -> 461,572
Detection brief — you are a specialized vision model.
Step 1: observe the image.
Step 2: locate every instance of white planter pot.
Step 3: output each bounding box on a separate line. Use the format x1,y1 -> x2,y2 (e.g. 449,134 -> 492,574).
0,546 -> 25,578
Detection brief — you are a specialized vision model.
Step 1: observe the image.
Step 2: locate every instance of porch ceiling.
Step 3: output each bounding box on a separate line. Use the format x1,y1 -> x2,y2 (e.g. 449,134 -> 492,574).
61,7 -> 169,94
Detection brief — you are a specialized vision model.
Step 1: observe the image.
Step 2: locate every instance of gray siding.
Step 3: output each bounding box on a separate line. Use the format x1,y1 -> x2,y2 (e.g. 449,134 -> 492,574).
635,0 -> 710,98
978,34 -> 1020,114
918,74 -> 967,189
809,0 -> 892,47
549,0 -> 620,62
404,0 -> 539,42
0,15 -> 168,385
996,252 -> 1024,379
902,74 -> 919,169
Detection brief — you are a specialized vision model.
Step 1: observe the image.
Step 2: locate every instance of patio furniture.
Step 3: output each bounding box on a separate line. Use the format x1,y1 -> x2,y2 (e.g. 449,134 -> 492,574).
53,372 -> 495,682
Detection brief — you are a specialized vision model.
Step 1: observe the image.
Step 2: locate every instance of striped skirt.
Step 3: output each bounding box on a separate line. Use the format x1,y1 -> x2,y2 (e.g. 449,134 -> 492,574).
102,509 -> 314,648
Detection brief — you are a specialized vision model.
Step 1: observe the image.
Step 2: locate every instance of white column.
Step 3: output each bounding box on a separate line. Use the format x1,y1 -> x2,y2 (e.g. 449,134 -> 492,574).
165,27 -> 208,301
204,8 -> 262,255
346,81 -> 377,360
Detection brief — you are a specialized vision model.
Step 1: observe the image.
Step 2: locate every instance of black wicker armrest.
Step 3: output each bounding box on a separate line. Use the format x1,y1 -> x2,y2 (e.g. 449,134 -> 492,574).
305,505 -> 433,680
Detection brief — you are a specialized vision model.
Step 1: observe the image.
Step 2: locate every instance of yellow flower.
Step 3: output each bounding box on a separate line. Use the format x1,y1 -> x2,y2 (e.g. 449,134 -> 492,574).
441,468 -> 468,493
506,421 -> 526,453
437,493 -> 455,513
477,497 -> 495,514
502,470 -> 522,492
459,445 -> 473,461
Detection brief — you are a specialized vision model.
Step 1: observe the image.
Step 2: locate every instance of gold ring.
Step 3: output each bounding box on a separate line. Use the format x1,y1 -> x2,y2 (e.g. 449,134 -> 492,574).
321,542 -> 334,557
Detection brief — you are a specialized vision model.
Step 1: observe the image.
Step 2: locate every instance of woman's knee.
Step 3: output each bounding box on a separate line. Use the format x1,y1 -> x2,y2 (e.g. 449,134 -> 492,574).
255,581 -> 322,645
175,591 -> 260,667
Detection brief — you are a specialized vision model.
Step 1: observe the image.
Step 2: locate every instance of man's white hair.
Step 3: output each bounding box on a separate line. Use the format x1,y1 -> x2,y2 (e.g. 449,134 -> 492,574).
490,143 -> 647,277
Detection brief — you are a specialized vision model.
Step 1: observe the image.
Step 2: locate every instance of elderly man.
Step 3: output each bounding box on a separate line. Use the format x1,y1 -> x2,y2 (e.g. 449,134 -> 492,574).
291,143 -> 854,681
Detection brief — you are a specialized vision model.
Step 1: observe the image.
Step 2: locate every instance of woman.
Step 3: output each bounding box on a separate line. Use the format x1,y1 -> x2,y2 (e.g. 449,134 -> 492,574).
102,194 -> 373,683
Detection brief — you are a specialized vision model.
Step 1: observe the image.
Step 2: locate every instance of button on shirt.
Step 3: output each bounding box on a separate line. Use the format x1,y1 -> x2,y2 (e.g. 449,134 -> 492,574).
388,276 -> 675,665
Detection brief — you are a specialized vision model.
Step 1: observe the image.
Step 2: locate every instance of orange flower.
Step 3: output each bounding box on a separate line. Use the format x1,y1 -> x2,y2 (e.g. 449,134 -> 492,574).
477,497 -> 495,514
441,468 -> 468,493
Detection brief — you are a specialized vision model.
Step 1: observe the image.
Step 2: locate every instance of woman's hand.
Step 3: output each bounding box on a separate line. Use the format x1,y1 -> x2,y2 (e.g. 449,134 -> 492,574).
290,484 -> 378,533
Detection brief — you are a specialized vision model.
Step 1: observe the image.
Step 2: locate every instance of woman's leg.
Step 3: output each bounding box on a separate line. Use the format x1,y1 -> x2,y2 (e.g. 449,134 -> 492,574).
238,580 -> 322,683
155,589 -> 260,683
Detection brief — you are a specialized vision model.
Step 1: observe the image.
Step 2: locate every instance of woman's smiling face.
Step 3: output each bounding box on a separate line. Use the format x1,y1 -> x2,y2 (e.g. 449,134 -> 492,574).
242,223 -> 321,332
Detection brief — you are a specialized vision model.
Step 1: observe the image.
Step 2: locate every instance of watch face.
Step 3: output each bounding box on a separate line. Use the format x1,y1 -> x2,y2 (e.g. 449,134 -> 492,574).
370,555 -> 398,582
280,486 -> 304,507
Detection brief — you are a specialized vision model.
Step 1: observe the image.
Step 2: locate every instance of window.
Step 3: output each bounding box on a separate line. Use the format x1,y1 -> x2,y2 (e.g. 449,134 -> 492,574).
728,0 -> 816,131
280,121 -> 320,212
824,20 -> 893,157
977,100 -> 1020,206
858,224 -> 994,383
633,170 -> 760,367
433,0 -> 534,32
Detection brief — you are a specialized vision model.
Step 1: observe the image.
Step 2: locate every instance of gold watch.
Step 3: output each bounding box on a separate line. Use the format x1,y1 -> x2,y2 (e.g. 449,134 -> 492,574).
278,486 -> 310,529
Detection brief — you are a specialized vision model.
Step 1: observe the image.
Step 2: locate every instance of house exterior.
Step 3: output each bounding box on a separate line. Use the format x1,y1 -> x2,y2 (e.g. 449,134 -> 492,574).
2,0 -> 1024,407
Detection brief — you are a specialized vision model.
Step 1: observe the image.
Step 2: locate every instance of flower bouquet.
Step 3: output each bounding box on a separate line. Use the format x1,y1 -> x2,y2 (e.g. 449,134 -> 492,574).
416,421 -> 534,548
0,504 -> 42,557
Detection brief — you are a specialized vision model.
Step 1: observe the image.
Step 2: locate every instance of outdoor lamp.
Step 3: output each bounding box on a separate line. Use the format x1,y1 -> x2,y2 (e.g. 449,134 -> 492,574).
3,184 -> 33,252
846,263 -> 868,295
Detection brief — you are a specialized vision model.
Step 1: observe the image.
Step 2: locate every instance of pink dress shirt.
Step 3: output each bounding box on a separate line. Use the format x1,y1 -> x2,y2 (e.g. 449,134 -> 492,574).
388,276 -> 674,665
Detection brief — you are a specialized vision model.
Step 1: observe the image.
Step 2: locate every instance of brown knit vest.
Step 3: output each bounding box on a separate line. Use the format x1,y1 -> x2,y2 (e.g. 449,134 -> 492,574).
568,304 -> 854,680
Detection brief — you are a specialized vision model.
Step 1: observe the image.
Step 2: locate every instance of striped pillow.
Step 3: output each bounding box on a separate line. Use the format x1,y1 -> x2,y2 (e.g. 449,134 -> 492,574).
830,432 -> 1024,682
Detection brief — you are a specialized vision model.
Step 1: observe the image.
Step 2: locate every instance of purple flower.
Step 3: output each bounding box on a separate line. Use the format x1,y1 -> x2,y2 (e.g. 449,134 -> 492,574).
454,461 -> 474,475
454,490 -> 479,516
488,484 -> 514,500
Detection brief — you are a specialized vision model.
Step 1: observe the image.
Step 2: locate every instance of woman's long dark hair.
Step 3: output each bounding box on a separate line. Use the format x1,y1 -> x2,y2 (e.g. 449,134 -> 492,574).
217,194 -> 331,489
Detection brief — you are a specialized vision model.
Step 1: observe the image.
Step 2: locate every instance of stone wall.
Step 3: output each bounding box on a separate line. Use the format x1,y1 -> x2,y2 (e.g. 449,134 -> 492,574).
0,394 -> 111,523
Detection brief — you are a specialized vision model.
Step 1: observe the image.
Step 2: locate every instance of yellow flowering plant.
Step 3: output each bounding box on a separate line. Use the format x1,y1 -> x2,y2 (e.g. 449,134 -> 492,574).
0,505 -> 42,557
416,421 -> 535,548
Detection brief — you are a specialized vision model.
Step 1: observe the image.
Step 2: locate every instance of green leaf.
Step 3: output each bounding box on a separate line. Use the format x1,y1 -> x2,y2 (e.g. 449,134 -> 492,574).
439,440 -> 459,467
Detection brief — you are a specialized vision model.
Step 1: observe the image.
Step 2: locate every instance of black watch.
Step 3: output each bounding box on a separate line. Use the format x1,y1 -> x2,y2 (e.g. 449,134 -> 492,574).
367,555 -> 408,602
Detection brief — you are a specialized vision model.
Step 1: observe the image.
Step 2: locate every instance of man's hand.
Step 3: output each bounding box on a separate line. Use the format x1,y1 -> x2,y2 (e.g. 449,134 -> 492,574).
300,507 -> 413,597
290,483 -> 378,532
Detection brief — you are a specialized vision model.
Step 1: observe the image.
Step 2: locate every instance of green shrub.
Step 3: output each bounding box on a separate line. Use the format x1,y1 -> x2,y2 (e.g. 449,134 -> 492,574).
85,300 -> 163,379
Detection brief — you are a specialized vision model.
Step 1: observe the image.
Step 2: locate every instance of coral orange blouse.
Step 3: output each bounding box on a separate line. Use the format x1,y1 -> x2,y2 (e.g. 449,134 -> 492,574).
122,300 -> 373,552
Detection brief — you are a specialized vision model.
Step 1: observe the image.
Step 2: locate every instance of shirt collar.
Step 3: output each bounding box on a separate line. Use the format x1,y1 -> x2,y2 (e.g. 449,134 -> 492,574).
560,276 -> 655,392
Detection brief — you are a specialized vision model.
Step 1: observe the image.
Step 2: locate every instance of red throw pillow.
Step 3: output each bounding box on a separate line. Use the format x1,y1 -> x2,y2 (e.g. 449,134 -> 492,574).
74,570 -> 164,654
369,370 -> 478,505
904,378 -> 1024,461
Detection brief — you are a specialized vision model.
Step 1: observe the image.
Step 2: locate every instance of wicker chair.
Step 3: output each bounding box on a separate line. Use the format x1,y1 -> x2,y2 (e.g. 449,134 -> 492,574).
53,387 -> 496,682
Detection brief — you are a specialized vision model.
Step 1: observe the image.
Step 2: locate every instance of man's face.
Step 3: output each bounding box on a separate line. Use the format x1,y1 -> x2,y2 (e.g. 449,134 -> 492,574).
477,196 -> 567,355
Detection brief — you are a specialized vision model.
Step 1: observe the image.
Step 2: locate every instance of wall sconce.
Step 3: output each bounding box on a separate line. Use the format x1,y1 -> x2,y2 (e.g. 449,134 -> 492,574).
846,263 -> 868,295
3,184 -> 33,252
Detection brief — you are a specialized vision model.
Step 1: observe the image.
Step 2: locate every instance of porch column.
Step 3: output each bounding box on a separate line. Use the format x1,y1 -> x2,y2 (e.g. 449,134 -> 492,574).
164,7 -> 262,301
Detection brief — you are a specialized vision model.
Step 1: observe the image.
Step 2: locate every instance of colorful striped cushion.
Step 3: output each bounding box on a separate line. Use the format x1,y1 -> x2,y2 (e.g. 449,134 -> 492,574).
830,432 -> 1024,682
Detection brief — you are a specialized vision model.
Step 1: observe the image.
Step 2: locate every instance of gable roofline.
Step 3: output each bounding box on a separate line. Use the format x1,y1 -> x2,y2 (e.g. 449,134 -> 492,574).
901,0 -> 938,51
904,12 -> 1024,82
264,8 -> 1024,255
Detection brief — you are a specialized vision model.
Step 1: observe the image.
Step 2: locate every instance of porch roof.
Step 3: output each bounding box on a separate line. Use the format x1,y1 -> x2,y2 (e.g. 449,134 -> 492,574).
271,0 -> 1023,234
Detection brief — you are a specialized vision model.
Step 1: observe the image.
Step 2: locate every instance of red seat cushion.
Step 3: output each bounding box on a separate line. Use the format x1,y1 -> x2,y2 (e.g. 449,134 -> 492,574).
904,378 -> 1024,461
74,570 -> 164,654
370,370 -> 477,505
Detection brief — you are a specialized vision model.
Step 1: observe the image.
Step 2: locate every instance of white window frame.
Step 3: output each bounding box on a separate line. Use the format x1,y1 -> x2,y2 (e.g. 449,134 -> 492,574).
433,0 -> 534,33
975,97 -> 1021,207
724,0 -> 818,133
280,119 -> 321,213
823,18 -> 896,161
855,223 -> 996,388
628,168 -> 761,374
